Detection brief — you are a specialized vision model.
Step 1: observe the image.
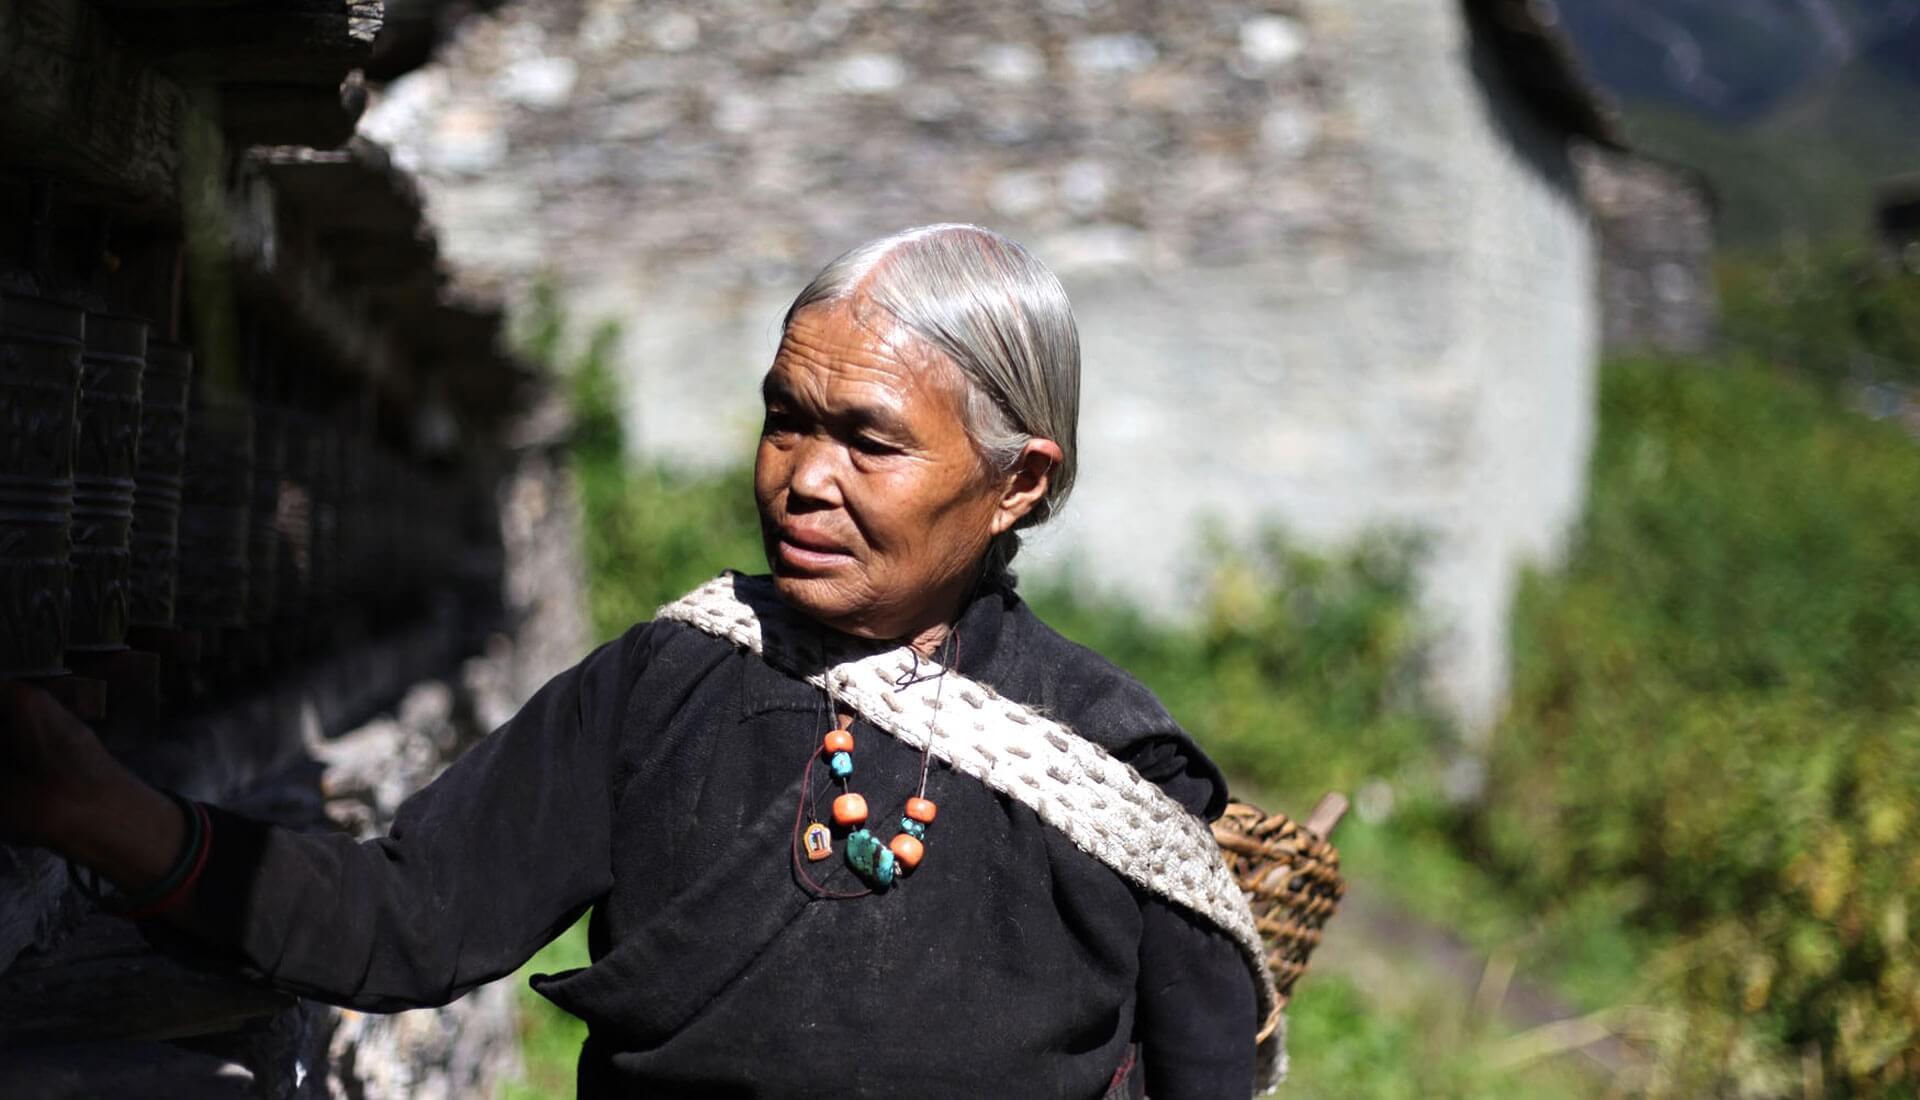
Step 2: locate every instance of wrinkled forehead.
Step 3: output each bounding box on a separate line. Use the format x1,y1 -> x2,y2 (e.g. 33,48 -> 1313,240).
768,296 -> 966,402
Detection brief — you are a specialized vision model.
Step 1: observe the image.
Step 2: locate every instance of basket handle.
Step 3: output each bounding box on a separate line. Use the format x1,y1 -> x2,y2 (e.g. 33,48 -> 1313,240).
1305,791 -> 1349,840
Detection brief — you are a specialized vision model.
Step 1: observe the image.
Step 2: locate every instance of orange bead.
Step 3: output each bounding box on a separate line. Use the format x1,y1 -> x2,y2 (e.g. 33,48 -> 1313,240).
904,797 -> 938,824
832,793 -> 868,826
888,833 -> 924,871
823,729 -> 854,754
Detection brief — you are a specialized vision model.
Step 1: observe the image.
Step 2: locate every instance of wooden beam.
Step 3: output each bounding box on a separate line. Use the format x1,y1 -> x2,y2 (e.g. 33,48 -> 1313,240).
364,267 -> 445,317
219,77 -> 366,151
102,0 -> 381,85
92,0 -> 258,7
322,229 -> 439,281
257,140 -> 425,239
0,0 -> 190,210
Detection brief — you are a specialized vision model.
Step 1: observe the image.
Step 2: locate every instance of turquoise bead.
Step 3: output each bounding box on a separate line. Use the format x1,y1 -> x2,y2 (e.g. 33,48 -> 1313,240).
900,817 -> 926,839
829,751 -> 853,778
844,828 -> 897,888
845,829 -> 880,876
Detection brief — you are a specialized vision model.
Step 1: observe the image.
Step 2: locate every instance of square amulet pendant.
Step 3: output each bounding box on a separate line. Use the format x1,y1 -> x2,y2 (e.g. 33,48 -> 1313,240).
803,821 -> 833,862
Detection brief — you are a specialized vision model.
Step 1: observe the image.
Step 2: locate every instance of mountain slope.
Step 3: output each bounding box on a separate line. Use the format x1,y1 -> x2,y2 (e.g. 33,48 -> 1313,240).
1557,0 -> 1920,245
1557,0 -> 1920,120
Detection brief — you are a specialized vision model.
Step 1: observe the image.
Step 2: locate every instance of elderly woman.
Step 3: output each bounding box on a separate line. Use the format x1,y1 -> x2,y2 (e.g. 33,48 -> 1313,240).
1,225 -> 1266,1098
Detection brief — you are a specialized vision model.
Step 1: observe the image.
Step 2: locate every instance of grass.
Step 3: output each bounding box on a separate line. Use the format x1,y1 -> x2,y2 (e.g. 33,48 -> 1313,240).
503,917 -> 592,1100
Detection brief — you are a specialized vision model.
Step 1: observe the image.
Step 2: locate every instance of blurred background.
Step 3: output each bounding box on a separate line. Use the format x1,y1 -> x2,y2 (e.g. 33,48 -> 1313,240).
348,2 -> 1919,1094
1,0 -> 1916,1096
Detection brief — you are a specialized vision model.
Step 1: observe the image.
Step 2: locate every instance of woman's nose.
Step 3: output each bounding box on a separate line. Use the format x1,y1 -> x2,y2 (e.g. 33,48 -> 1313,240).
786,435 -> 842,508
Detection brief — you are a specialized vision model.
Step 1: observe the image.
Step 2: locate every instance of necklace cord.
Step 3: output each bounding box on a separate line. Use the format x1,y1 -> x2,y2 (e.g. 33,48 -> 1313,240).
791,741 -> 872,900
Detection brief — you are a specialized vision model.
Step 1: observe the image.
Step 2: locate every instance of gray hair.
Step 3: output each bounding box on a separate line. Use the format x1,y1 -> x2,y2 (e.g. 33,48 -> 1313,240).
784,224 -> 1081,583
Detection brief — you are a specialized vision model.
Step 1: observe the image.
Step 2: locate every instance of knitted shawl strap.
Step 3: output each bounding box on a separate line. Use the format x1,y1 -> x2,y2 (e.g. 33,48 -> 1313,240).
657,574 -> 1287,1092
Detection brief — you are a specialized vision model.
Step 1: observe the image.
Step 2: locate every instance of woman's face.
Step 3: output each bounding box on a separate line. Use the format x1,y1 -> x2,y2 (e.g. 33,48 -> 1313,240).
754,298 -> 1019,641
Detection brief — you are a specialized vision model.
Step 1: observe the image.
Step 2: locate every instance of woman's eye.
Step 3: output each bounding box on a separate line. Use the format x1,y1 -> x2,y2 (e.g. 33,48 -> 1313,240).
852,435 -> 900,456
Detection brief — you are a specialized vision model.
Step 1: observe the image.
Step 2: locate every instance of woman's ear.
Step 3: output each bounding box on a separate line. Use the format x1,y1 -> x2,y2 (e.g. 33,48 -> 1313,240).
990,438 -> 1064,535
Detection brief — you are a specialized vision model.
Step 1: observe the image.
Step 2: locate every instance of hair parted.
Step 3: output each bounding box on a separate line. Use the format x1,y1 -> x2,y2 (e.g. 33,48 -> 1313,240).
783,224 -> 1081,583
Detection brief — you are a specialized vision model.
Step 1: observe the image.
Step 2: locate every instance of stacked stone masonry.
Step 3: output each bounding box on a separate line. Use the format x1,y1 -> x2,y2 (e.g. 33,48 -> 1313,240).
1578,147 -> 1719,355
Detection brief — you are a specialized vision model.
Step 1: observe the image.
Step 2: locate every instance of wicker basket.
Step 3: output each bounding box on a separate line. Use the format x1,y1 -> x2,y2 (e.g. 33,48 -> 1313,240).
1212,792 -> 1348,1041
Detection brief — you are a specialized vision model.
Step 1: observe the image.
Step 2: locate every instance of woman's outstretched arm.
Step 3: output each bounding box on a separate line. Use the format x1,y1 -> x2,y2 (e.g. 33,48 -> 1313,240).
0,623 -> 650,1011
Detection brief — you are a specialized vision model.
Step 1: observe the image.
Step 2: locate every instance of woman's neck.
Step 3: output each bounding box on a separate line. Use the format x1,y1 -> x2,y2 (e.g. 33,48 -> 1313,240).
894,560 -> 991,658
904,621 -> 952,659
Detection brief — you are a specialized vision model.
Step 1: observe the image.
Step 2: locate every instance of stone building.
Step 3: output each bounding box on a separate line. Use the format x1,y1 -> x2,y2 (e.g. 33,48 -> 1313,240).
362,0 -> 1622,733
0,1 -> 583,1095
1879,173 -> 1920,273
1580,147 -> 1720,354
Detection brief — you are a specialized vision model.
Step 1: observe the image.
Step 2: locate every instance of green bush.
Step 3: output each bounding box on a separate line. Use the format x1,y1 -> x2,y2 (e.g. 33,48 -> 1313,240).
1721,246 -> 1920,388
1479,358 -> 1920,1095
503,915 -> 591,1100
1028,532 -> 1449,811
522,283 -> 765,642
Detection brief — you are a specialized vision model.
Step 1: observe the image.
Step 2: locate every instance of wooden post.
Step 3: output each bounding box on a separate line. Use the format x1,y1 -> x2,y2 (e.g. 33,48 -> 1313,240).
1306,791 -> 1350,839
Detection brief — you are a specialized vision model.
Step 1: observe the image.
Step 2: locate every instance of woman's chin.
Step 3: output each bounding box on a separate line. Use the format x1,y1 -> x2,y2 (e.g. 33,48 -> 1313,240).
767,572 -> 881,637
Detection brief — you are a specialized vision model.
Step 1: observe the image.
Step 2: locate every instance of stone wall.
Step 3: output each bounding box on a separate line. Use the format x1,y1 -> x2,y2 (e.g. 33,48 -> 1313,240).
1580,147 -> 1719,354
363,0 -> 1603,733
365,0 -> 1362,293
1879,175 -> 1920,273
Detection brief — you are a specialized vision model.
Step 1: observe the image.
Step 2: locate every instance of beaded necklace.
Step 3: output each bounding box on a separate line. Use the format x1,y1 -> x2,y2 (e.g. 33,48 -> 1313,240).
790,631 -> 956,895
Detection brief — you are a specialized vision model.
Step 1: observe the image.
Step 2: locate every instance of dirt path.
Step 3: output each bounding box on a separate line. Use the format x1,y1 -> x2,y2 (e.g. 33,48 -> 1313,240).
1313,877 -> 1647,1083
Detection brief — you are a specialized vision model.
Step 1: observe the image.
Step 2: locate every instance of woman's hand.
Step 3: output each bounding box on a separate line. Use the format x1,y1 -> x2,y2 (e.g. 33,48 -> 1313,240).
0,681 -> 186,891
0,680 -> 119,849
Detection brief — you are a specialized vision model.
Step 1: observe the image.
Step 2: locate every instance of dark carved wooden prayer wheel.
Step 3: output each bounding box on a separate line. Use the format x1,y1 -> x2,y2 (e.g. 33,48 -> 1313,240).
305,426 -> 340,619
332,434 -> 366,602
0,290 -> 86,677
67,312 -> 148,651
246,405 -> 283,625
415,468 -> 451,591
273,417 -> 314,621
364,446 -> 400,599
176,386 -> 253,629
379,456 -> 408,594
129,338 -> 193,627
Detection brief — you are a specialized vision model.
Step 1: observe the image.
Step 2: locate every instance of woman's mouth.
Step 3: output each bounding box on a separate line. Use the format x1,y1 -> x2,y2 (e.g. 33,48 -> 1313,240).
775,528 -> 855,571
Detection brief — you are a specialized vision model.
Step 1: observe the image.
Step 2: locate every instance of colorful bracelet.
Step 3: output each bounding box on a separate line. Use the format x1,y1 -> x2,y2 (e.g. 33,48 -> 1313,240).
67,790 -> 212,919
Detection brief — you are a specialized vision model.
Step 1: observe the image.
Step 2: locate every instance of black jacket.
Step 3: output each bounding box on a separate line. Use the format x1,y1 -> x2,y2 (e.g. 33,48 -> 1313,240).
170,577 -> 1259,1098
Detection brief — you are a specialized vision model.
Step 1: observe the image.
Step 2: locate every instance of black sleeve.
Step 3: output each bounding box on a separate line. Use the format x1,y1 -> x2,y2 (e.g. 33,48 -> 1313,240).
1125,734 -> 1260,1099
152,623 -> 649,1011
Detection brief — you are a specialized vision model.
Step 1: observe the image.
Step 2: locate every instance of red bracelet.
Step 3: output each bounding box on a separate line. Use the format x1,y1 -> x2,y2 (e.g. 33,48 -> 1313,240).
122,801 -> 213,920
